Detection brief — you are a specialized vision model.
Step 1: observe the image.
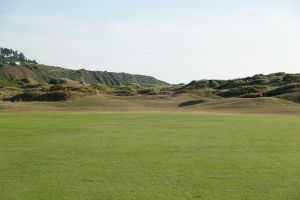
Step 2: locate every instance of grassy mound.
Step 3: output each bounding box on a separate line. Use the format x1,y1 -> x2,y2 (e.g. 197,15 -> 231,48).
182,80 -> 225,89
0,87 -> 22,99
263,84 -> 300,97
188,89 -> 221,99
278,92 -> 300,103
217,86 -> 269,98
112,86 -> 138,96
5,84 -> 99,102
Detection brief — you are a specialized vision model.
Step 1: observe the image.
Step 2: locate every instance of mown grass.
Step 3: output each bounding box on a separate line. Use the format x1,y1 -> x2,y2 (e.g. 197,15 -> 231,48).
0,113 -> 300,200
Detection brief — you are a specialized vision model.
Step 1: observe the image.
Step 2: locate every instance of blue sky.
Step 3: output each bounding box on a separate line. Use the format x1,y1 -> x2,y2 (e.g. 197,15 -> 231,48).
1,0 -> 300,83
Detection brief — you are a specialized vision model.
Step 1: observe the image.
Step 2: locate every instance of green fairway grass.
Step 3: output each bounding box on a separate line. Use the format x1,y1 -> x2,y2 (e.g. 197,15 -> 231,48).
1,113 -> 300,200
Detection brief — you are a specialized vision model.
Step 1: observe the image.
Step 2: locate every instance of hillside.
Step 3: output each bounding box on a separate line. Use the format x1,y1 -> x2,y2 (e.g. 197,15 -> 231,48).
178,72 -> 300,103
0,48 -> 168,86
0,47 -> 299,103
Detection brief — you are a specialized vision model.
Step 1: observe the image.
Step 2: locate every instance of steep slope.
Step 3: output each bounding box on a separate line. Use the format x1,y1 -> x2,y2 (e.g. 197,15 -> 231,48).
0,48 -> 168,86
0,63 -> 168,85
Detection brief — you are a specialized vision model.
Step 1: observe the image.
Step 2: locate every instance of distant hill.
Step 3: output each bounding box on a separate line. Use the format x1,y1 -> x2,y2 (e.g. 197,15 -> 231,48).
0,47 -> 168,86
178,72 -> 300,102
182,73 -> 300,90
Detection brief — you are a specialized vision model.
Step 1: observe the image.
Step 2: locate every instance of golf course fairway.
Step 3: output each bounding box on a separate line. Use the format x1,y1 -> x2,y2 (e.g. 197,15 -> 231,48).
1,112 -> 300,200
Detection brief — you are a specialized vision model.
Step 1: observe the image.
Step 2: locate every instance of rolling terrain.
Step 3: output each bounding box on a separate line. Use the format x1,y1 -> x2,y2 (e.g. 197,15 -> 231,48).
1,47 -> 300,104
1,94 -> 300,116
1,47 -> 300,200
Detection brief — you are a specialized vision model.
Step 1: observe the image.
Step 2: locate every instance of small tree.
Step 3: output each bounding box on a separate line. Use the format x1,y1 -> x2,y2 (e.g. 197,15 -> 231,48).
19,52 -> 26,61
14,50 -> 19,59
1,48 -> 12,57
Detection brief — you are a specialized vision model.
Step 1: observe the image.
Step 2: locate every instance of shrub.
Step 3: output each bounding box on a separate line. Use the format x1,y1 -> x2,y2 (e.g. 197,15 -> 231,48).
48,79 -> 67,85
6,91 -> 88,102
138,88 -> 159,95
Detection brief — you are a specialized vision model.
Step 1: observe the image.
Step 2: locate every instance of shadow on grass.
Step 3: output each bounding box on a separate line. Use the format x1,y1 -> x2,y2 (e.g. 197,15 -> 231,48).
178,99 -> 208,107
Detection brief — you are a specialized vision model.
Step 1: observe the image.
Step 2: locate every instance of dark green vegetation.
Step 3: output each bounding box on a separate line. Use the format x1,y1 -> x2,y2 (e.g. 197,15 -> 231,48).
1,113 -> 300,200
1,47 -> 299,103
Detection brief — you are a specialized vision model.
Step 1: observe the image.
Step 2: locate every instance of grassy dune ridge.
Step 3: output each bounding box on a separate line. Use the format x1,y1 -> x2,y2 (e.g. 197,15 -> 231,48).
1,94 -> 300,115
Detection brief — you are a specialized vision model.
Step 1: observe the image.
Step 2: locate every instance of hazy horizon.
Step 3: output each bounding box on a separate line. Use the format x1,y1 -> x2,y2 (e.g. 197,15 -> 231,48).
1,0 -> 300,83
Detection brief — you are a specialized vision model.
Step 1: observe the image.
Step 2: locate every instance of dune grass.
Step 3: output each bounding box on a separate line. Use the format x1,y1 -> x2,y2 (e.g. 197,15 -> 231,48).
1,113 -> 300,200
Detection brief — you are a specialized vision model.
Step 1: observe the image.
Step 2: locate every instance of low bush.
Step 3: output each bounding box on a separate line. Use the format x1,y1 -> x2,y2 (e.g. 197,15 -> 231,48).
48,78 -> 67,85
